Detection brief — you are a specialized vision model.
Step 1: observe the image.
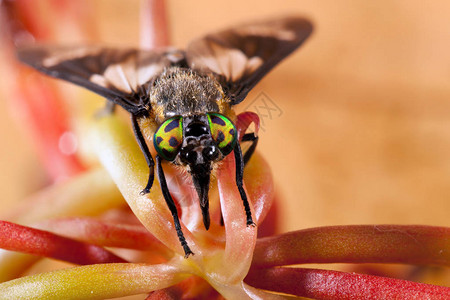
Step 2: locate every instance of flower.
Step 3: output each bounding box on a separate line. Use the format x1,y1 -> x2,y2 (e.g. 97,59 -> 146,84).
0,1 -> 448,299
1,109 -> 448,298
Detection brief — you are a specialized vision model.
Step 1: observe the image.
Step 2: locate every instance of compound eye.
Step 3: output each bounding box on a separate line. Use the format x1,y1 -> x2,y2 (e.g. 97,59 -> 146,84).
153,117 -> 183,161
207,113 -> 237,156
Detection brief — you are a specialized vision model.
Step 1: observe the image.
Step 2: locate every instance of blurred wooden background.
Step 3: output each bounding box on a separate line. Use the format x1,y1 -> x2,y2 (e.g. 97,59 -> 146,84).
1,0 -> 449,233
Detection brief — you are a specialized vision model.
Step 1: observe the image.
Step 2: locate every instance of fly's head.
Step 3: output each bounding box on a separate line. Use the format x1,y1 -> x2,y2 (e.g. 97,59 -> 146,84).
153,113 -> 237,220
153,113 -> 237,169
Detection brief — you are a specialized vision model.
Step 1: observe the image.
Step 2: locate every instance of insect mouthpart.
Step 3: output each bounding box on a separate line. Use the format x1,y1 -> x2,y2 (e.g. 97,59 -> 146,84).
179,115 -> 222,230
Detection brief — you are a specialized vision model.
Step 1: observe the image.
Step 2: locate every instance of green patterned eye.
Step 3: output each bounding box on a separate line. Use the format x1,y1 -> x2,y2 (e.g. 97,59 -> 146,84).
153,116 -> 183,161
207,113 -> 237,156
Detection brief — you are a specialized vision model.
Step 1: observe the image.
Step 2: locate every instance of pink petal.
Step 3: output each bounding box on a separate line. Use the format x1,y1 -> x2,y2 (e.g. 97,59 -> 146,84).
140,0 -> 170,49
243,152 -> 275,225
216,152 -> 257,282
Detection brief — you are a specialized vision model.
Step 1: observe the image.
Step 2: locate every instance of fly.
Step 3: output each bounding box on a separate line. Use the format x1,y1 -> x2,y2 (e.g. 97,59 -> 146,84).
17,16 -> 313,257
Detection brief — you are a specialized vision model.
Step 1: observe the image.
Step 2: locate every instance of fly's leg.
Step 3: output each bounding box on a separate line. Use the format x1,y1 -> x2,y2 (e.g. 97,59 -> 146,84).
156,155 -> 194,257
241,132 -> 258,166
131,115 -> 155,195
234,142 -> 256,227
218,134 -> 258,227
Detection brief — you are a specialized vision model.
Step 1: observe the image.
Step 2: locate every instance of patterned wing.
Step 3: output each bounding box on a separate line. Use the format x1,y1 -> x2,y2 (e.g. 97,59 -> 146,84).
17,45 -> 186,114
186,16 -> 313,105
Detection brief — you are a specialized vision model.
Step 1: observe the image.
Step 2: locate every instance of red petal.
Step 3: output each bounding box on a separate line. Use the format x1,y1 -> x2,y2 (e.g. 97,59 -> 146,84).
236,111 -> 260,140
246,267 -> 450,299
147,276 -> 220,300
0,221 -> 126,265
253,225 -> 450,267
38,217 -> 169,254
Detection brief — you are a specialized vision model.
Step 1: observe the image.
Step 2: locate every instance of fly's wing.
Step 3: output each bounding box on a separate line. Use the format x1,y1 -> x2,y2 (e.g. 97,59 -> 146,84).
17,46 -> 186,114
186,16 -> 313,105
